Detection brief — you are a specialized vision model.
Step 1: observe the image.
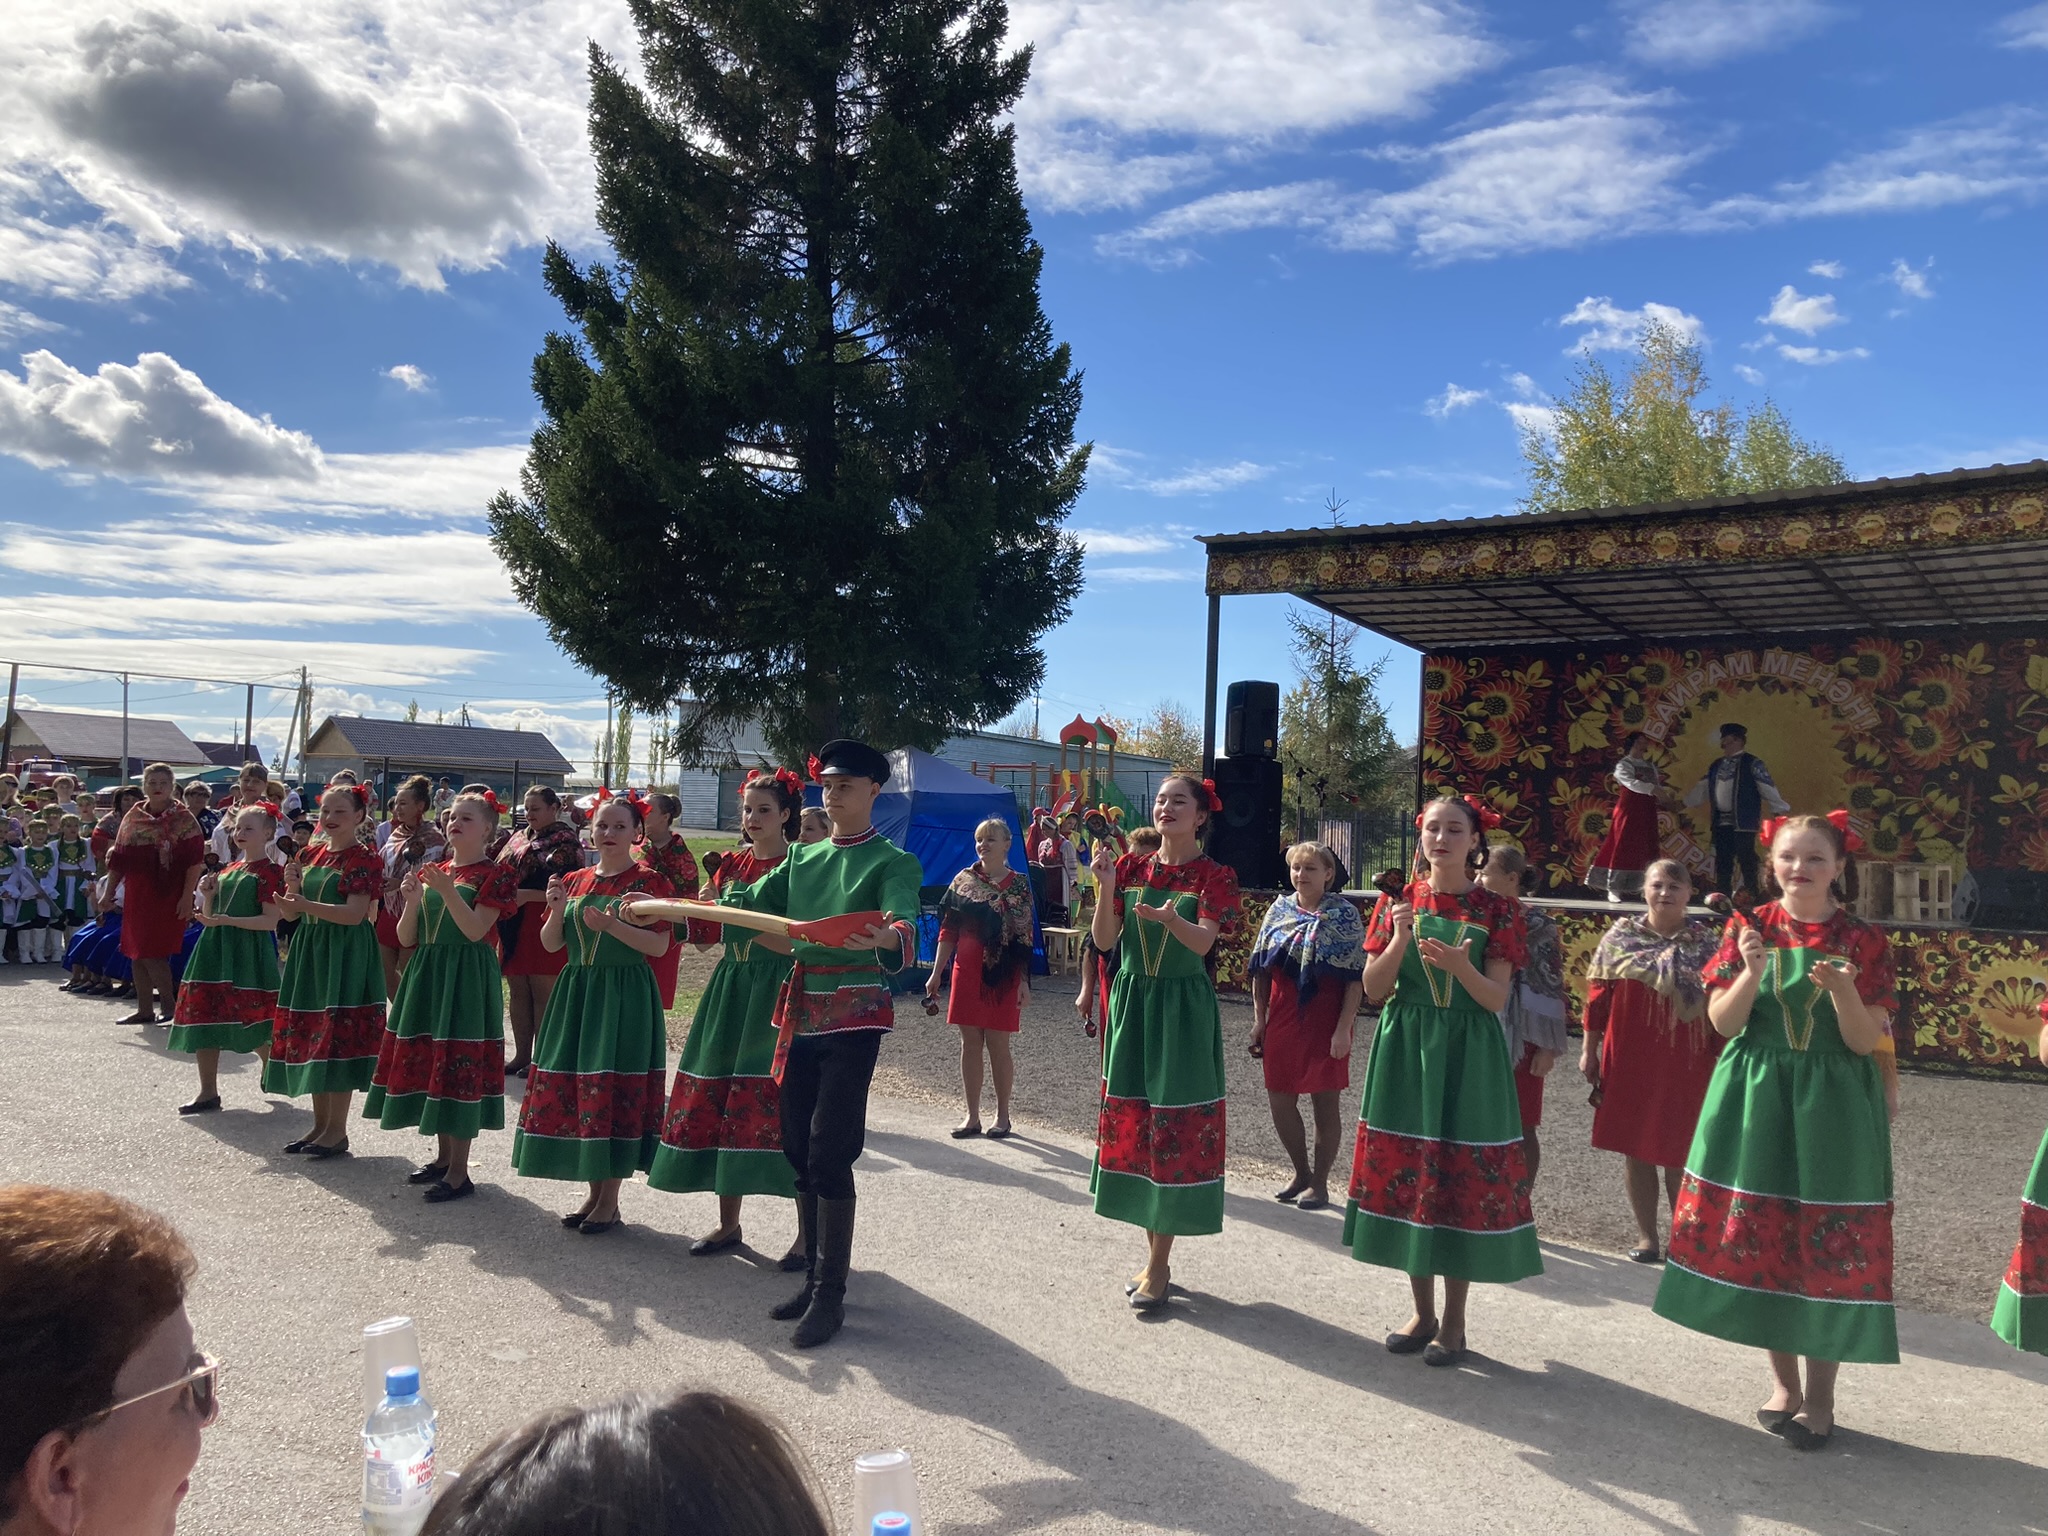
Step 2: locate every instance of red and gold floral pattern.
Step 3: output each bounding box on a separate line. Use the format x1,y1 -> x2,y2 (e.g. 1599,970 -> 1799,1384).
439,860 -> 518,914
636,836 -> 715,944
775,971 -> 895,1033
1668,1173 -> 1894,1304
1096,1093 -> 1226,1186
173,980 -> 276,1027
518,1065 -> 666,1142
2003,1199 -> 2048,1296
1703,902 -> 1898,1013
1363,881 -> 1528,968
303,841 -> 383,898
1346,1127 -> 1534,1235
660,1073 -> 783,1153
272,1003 -> 385,1066
225,859 -> 285,905
1114,853 -> 1242,934
372,1035 -> 504,1102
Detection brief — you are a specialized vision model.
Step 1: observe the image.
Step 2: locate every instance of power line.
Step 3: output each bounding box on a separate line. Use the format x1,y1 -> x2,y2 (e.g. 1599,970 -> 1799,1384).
0,657 -> 298,690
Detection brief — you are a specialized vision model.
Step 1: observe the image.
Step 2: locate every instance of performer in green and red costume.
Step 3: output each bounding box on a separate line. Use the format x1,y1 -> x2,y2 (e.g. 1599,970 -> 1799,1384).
1655,812 -> 1897,1452
167,801 -> 283,1116
1992,998 -> 2048,1355
705,739 -> 921,1349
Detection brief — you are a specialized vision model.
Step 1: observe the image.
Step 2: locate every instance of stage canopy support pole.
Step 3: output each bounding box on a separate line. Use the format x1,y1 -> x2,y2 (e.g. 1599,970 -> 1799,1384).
1202,592 -> 1220,778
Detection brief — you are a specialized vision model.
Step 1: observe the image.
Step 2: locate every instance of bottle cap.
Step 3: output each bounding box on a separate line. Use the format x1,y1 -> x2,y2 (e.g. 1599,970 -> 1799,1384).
872,1517 -> 911,1535
383,1365 -> 420,1400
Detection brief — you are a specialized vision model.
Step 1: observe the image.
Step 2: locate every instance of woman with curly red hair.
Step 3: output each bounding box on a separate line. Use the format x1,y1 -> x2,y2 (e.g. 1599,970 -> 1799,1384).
1346,793 -> 1539,1367
1088,773 -> 1240,1312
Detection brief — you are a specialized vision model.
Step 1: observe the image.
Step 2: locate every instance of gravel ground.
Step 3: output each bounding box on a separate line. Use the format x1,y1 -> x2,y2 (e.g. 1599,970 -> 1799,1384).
859,980 -> 2045,1323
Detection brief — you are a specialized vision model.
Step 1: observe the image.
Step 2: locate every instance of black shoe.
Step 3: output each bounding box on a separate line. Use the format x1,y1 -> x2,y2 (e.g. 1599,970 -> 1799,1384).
1756,1408 -> 1798,1435
771,1191 -> 820,1320
303,1137 -> 350,1160
178,1095 -> 222,1116
283,1138 -> 315,1154
577,1216 -> 623,1235
1782,1421 -> 1833,1452
561,1208 -> 596,1229
792,1197 -> 855,1348
1385,1322 -> 1439,1355
424,1179 -> 475,1204
1422,1341 -> 1467,1368
406,1163 -> 450,1186
690,1228 -> 743,1256
778,1247 -> 810,1272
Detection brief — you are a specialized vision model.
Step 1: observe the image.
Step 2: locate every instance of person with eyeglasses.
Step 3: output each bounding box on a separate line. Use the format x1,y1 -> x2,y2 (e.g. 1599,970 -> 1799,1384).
0,1185 -> 218,1535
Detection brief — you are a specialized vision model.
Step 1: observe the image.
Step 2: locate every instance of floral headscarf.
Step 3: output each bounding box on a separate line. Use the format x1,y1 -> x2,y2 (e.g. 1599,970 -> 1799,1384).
1248,891 -> 1365,1003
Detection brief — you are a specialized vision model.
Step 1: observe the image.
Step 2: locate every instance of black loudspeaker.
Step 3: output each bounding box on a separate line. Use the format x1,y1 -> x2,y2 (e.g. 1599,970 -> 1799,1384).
1224,680 -> 1280,759
1208,754 -> 1285,890
1955,869 -> 2048,930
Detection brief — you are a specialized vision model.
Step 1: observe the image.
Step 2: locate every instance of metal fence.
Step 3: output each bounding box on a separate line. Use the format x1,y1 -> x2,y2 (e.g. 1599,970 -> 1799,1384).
1312,811 -> 1414,890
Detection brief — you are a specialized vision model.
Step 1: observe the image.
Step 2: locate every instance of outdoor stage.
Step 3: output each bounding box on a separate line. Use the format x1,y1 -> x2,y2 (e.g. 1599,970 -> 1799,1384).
1197,460 -> 2048,1079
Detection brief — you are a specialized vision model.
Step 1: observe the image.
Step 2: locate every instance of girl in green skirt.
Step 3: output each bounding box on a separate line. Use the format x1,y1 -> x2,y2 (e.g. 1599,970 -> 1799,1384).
167,803 -> 282,1115
1654,813 -> 1897,1451
1088,773 -> 1240,1312
1991,1001 -> 2048,1354
645,771 -> 801,1259
511,797 -> 674,1234
1347,793 -> 1538,1367
365,790 -> 519,1204
266,783 -> 387,1160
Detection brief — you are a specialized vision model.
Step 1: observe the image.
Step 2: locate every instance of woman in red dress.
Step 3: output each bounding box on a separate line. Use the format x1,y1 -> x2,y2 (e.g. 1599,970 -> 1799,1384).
926,818 -> 1035,1139
496,786 -> 583,1076
632,792 -> 708,1010
1587,733 -> 1664,901
1580,857 -> 1723,1262
1247,841 -> 1363,1210
108,762 -> 206,1025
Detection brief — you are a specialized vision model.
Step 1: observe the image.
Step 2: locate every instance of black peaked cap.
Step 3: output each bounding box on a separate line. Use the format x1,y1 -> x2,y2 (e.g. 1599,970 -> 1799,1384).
813,739 -> 892,785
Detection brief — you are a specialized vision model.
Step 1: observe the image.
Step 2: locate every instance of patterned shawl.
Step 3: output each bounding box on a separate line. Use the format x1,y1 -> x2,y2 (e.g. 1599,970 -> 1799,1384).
1248,892 -> 1365,1004
938,864 -> 1035,986
115,799 -> 202,850
1502,903 -> 1571,1058
1587,912 -> 1720,1023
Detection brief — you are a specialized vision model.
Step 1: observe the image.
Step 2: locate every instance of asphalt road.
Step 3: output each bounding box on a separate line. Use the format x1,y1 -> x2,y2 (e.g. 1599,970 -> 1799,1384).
5,969 -> 2047,1536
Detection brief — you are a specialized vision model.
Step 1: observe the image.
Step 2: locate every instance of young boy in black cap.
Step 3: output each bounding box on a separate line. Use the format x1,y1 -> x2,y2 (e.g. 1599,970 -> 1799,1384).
725,738 -> 922,1347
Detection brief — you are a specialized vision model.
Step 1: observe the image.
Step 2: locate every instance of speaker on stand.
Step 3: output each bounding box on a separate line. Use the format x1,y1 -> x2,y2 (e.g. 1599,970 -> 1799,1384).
1225,680 -> 1280,759
1209,680 -> 1285,889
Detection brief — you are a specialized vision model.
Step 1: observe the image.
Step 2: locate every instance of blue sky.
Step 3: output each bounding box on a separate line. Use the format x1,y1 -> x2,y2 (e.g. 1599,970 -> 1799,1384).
3,1 -> 2045,775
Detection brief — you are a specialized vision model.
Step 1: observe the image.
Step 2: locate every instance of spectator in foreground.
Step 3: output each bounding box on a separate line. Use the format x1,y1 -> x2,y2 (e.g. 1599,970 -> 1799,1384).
0,1185 -> 216,1536
420,1390 -> 829,1536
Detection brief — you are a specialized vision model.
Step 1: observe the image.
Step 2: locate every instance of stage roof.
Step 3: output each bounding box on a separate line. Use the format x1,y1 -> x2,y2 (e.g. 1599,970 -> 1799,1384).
1199,461 -> 2048,651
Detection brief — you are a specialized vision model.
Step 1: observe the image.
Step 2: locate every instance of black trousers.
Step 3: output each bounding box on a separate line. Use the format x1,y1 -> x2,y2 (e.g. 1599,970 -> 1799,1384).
779,1029 -> 884,1200
1712,824 -> 1760,896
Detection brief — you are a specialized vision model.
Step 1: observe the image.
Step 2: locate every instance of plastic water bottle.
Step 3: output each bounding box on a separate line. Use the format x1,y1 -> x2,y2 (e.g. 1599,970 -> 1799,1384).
362,1365 -> 437,1534
872,1517 -> 912,1535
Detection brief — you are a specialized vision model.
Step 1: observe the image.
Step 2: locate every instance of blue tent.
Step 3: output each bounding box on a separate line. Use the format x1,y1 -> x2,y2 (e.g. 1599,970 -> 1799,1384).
806,748 -> 1035,969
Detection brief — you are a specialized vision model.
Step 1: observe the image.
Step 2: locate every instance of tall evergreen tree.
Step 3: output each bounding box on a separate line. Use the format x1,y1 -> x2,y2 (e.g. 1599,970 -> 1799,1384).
1279,608 -> 1401,838
490,0 -> 1088,766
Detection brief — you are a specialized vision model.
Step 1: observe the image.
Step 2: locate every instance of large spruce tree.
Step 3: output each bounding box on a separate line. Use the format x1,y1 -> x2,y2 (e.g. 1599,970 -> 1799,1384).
490,0 -> 1088,765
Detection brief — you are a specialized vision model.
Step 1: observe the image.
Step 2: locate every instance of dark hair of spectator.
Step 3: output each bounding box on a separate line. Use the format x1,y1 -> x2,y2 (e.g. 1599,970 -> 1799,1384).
741,778 -> 803,842
417,1390 -> 830,1536
396,775 -> 434,811
0,1186 -> 195,1517
526,786 -> 561,809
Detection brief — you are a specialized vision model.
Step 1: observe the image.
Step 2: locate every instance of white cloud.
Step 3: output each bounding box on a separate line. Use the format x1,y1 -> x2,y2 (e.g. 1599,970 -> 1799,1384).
0,300 -> 57,343
1071,526 -> 1184,555
1760,284 -> 1843,335
1424,383 -> 1487,417
1777,343 -> 1869,365
1559,295 -> 1704,352
1995,4 -> 2048,48
1620,0 -> 1836,68
1009,0 -> 1502,212
1103,73 -> 1708,265
1807,259 -> 1845,279
1087,565 -> 1197,583
1503,400 -> 1558,439
1888,257 -> 1934,299
1733,362 -> 1766,385
1136,460 -> 1271,496
0,349 -> 322,479
385,364 -> 432,392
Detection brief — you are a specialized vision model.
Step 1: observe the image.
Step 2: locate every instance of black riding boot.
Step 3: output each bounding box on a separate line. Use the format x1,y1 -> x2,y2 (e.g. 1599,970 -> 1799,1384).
770,1191 -> 818,1321
792,1196 -> 855,1348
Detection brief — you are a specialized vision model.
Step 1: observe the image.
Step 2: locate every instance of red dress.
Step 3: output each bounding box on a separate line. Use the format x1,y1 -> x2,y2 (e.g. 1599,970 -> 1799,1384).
1584,916 -> 1724,1166
938,866 -> 1034,1033
1247,893 -> 1366,1095
496,822 -> 583,978
633,834 -> 708,1009
109,803 -> 206,960
1588,756 -> 1662,897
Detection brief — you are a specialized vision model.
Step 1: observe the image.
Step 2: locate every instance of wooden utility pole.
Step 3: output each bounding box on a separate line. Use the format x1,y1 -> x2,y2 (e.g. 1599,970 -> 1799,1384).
0,662 -> 16,770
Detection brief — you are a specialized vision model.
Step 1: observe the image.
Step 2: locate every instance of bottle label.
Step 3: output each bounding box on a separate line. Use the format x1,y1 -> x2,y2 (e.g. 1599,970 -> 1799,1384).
363,1449 -> 435,1514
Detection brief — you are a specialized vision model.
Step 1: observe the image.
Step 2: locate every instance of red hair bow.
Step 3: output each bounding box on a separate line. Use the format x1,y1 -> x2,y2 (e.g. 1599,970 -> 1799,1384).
806,754 -> 824,784
1758,815 -> 1790,847
1195,777 -> 1222,812
743,766 -> 805,801
1827,808 -> 1866,853
327,783 -> 368,809
1758,811 -> 1865,853
478,790 -> 505,815
1414,793 -> 1501,832
248,800 -> 281,820
593,786 -> 614,807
